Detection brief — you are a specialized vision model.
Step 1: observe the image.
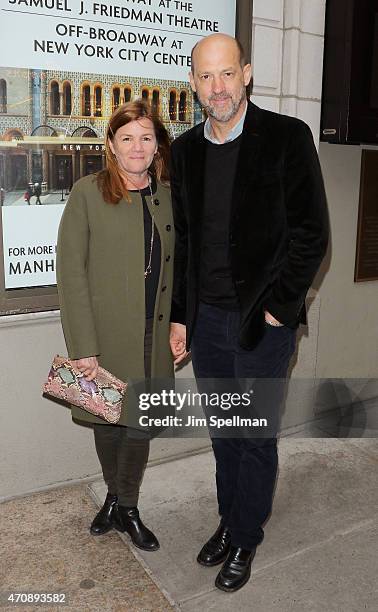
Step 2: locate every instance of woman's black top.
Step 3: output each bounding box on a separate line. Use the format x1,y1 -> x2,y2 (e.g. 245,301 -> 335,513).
130,177 -> 161,319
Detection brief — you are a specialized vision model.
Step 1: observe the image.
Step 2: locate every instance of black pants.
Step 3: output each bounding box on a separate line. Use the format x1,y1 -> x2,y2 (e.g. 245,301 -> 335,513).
93,319 -> 153,507
191,302 -> 296,550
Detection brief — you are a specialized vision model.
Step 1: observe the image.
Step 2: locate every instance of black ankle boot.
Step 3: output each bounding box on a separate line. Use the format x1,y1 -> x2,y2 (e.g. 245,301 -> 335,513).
197,521 -> 231,566
90,493 -> 117,536
113,505 -> 159,551
215,546 -> 256,592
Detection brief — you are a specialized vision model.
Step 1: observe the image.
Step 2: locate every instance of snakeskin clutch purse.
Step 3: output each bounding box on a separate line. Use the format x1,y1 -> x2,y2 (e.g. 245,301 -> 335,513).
43,355 -> 127,423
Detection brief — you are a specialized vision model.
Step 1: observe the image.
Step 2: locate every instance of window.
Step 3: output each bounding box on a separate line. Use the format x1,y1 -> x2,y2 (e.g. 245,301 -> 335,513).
112,86 -> 120,111
94,85 -> 102,117
4,128 -> 24,141
81,128 -> 97,138
179,90 -> 187,122
81,83 -> 91,116
141,88 -> 149,101
62,82 -> 72,116
124,86 -> 132,103
169,90 -> 177,120
71,126 -> 97,138
50,80 -> 60,115
194,96 -> 204,124
152,89 -> 160,114
0,79 -> 7,113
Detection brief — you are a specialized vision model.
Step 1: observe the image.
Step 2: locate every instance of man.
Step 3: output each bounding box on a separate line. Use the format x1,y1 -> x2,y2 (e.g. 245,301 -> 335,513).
170,33 -> 328,592
34,182 -> 42,205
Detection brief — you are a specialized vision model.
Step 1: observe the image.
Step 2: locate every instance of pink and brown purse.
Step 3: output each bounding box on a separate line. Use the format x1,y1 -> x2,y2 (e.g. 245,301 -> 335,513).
43,355 -> 127,423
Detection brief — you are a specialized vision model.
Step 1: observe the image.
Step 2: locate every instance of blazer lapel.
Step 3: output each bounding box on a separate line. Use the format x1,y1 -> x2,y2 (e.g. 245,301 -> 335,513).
187,124 -> 207,262
187,124 -> 207,227
231,102 -> 262,218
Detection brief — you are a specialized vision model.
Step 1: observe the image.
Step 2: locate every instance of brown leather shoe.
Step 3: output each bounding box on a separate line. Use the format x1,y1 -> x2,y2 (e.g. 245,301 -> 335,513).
197,522 -> 231,566
90,493 -> 117,536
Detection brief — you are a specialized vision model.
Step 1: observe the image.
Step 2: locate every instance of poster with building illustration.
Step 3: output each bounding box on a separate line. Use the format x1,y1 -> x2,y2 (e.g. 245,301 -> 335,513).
0,0 -> 236,288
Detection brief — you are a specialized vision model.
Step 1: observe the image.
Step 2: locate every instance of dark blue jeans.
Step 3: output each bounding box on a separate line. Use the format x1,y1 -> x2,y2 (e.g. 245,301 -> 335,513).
191,302 -> 296,550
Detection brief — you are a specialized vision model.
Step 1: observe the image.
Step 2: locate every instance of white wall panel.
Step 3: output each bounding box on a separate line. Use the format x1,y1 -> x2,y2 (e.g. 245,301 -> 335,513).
251,94 -> 280,112
298,33 -> 325,99
253,0 -> 283,25
252,0 -> 326,141
301,0 -> 326,35
280,96 -> 298,118
284,0 -> 301,29
253,26 -> 283,91
282,29 -> 300,96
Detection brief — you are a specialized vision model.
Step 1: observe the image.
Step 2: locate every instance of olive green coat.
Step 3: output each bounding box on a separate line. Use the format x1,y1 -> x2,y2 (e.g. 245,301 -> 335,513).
56,174 -> 174,426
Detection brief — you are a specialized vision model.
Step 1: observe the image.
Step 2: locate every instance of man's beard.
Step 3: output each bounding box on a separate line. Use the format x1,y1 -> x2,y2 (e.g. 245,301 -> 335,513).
200,83 -> 246,122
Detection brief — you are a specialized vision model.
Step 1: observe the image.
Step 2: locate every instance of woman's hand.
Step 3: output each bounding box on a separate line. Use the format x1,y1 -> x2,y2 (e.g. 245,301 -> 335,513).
72,356 -> 99,381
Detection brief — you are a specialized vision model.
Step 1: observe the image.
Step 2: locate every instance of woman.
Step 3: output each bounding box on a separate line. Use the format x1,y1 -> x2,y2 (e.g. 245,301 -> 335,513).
56,100 -> 174,551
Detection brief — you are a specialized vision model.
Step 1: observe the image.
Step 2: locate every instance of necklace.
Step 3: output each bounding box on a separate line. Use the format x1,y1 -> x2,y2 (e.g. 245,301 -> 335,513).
144,178 -> 155,278
124,173 -> 155,278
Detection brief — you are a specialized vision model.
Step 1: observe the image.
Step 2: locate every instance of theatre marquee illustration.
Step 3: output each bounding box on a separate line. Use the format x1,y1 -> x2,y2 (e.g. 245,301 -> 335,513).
0,0 -> 236,289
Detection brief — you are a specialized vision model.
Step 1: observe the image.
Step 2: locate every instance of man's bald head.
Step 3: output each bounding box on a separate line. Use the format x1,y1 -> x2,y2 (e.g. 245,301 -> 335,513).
191,33 -> 246,74
188,33 -> 252,125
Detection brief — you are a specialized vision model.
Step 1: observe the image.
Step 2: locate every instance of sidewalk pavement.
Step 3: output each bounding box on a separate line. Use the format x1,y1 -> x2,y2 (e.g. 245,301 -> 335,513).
1,191 -> 69,206
1,438 -> 377,611
0,485 -> 174,612
91,437 -> 378,612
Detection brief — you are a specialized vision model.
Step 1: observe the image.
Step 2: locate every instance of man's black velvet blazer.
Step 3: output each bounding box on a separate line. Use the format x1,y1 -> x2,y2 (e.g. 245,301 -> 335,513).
170,101 -> 329,350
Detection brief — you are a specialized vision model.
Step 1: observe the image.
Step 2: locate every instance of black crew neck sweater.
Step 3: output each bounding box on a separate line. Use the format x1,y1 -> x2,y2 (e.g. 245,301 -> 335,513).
199,134 -> 242,309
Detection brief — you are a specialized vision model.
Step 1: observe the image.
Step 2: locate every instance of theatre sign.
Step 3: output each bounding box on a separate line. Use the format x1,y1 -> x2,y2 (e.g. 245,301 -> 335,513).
0,0 -> 236,290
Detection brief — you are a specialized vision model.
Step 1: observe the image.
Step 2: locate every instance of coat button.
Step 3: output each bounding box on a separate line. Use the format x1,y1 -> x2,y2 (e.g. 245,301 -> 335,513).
165,255 -> 171,262
166,224 -> 171,231
162,286 -> 167,292
158,314 -> 163,321
154,199 -> 160,206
